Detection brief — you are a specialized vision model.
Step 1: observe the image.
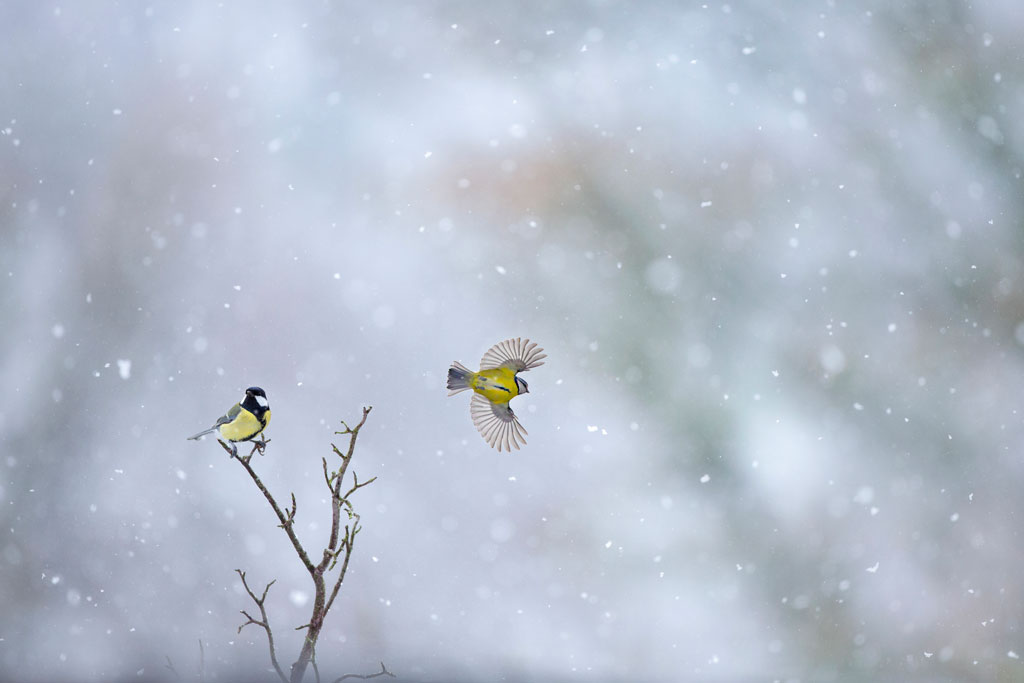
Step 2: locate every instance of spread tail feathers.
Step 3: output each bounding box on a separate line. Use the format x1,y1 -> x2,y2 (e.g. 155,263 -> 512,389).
187,427 -> 216,441
447,361 -> 473,395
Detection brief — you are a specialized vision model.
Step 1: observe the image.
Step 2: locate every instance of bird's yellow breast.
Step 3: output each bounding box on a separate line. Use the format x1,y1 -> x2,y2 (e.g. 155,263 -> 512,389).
469,368 -> 520,405
219,408 -> 270,442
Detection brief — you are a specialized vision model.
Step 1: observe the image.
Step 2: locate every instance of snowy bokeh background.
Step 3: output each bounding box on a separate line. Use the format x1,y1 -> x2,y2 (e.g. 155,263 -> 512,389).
4,1 -> 1024,681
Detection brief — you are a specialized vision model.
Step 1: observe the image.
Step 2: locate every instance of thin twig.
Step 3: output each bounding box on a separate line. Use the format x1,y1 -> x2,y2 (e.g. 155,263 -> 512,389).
333,661 -> 395,682
323,408 -> 373,572
164,655 -> 180,680
322,457 -> 334,490
280,492 -> 298,529
323,531 -> 354,616
235,570 -> 288,683
198,638 -> 205,683
344,474 -> 377,501
234,454 -> 317,573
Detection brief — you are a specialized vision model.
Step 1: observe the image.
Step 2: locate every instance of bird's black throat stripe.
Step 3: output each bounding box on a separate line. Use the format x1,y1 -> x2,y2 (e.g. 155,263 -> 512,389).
241,395 -> 269,421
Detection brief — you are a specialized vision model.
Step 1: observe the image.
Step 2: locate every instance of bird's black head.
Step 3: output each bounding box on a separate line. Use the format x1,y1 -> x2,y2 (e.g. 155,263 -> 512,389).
243,386 -> 270,415
514,376 -> 529,395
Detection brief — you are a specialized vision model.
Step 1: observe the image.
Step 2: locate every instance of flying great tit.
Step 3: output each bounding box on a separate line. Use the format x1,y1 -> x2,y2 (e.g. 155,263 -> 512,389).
447,338 -> 546,451
188,386 -> 271,456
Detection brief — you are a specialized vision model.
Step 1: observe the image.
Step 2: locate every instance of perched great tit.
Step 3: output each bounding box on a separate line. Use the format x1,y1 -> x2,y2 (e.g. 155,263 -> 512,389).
447,338 -> 546,451
187,386 -> 271,456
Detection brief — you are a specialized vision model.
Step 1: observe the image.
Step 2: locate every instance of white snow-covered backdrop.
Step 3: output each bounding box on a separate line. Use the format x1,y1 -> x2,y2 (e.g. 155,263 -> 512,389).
3,1 -> 1024,681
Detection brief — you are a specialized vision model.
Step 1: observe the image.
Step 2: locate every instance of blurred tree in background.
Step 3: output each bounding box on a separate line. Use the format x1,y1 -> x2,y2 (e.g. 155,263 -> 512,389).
3,1 -> 1024,681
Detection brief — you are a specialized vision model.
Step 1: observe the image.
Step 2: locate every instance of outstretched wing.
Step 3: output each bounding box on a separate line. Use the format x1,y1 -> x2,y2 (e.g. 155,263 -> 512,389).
470,393 -> 528,452
479,337 -> 546,372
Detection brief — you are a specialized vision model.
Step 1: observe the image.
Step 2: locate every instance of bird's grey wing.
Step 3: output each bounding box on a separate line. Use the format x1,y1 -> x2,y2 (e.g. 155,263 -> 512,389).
214,402 -> 242,427
185,403 -> 238,440
479,337 -> 547,372
188,402 -> 242,440
470,393 -> 528,452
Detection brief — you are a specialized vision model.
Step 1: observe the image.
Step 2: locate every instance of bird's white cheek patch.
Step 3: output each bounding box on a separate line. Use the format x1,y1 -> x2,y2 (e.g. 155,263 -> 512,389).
255,395 -> 269,408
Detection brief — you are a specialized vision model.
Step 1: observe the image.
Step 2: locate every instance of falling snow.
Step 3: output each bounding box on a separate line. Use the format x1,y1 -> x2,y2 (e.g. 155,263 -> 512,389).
3,3 -> 1021,682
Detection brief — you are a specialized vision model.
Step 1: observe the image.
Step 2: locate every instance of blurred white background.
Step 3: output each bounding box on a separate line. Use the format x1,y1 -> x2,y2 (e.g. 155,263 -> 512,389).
3,1 -> 1024,681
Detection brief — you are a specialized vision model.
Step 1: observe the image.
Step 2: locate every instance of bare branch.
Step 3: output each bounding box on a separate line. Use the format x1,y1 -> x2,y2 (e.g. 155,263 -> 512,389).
333,661 -> 395,682
322,457 -> 334,491
289,408 -> 374,682
323,409 -> 373,568
336,407 -> 372,452
235,570 -> 287,683
324,524 -> 357,615
228,407 -> 379,683
344,474 -> 377,501
279,492 -> 298,529
332,407 -> 373,478
198,638 -> 205,683
164,655 -> 179,680
234,454 -> 316,574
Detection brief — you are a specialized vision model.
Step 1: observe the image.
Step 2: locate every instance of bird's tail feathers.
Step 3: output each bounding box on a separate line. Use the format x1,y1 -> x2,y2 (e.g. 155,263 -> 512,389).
447,361 -> 474,395
187,427 -> 216,441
